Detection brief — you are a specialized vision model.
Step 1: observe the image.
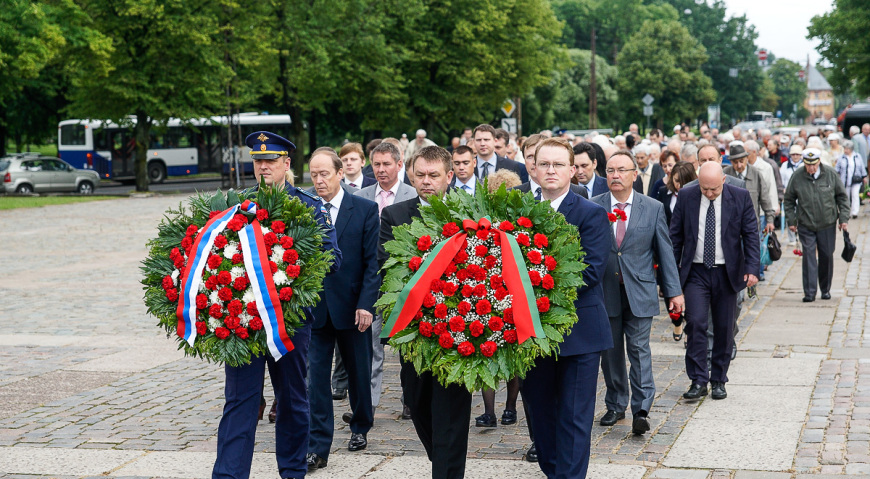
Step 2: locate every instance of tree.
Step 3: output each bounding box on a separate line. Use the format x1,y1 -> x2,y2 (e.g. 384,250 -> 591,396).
616,19 -> 715,128
767,59 -> 808,122
68,0 -> 235,191
808,0 -> 870,96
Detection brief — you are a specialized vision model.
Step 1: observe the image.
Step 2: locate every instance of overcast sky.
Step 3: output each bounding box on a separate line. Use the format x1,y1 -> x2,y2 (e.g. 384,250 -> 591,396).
722,0 -> 835,66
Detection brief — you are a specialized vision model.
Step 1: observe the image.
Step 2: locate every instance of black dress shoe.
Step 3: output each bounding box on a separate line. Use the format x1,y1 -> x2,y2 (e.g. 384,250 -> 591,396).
475,413 -> 497,427
268,401 -> 277,423
342,412 -> 353,424
525,443 -> 538,463
821,292 -> 831,300
501,409 -> 517,425
631,414 -> 650,435
683,382 -> 708,399
401,405 -> 412,420
711,381 -> 727,400
348,432 -> 367,451
731,345 -> 737,361
332,389 -> 347,400
306,453 -> 327,470
599,410 -> 625,426
803,296 -> 815,303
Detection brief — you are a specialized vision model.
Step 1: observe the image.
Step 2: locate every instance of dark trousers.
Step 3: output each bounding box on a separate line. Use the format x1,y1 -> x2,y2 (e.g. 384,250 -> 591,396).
331,345 -> 348,392
213,324 -> 311,479
400,359 -> 472,479
798,225 -> 836,298
523,352 -> 601,479
684,265 -> 736,384
308,317 -> 373,459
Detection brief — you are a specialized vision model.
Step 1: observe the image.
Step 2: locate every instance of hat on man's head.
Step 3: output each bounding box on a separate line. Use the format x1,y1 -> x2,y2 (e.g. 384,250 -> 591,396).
245,131 -> 296,160
729,143 -> 748,160
789,145 -> 804,155
802,148 -> 822,164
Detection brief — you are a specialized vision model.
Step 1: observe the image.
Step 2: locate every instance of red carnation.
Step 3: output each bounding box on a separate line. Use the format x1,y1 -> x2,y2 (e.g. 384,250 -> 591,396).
454,250 -> 469,264
234,214 -> 247,223
434,303 -> 448,319
215,327 -> 230,339
233,276 -> 249,291
227,299 -> 244,316
195,294 -> 208,310
232,254 -> 244,265
195,321 -> 207,335
439,333 -> 454,349
504,330 -> 518,343
492,287 -> 506,300
516,233 -> 531,247
461,285 -> 473,298
218,287 -> 233,302
165,288 -> 179,302
475,228 -> 489,241
536,296 -> 551,312
654,263 -> 659,270
449,316 -> 466,332
214,234 -> 228,249
235,327 -> 249,340
217,271 -> 232,285
607,213 -> 618,222
209,211 -> 221,219
186,224 -> 199,236
469,320 -> 484,337
430,279 -> 444,293
443,222 -> 461,237
286,264 -> 301,278
271,221 -> 286,234
280,236 -> 294,249
409,257 -> 423,271
528,270 -> 542,286
279,287 -> 294,301
417,235 -> 433,251
170,247 -> 182,261
473,269 -> 486,282
476,299 -> 492,315
442,282 -> 458,296
517,217 -> 533,228
488,316 -> 504,331
456,269 -> 469,282
174,256 -> 185,269
246,301 -> 260,317
204,276 -> 218,291
445,262 -> 457,277
527,250 -> 543,264
415,310 -> 424,320
268,261 -> 278,274
544,256 -> 557,271
434,322 -> 448,335
499,220 -> 515,232
457,341 -> 475,356
615,209 -> 627,221
490,275 -> 503,289
534,233 -> 549,248
283,249 -> 299,265
264,232 -> 278,248
419,322 -> 434,337
209,303 -> 224,319
474,245 -> 488,257
226,219 -> 244,232
180,236 -> 193,250
480,340 -> 497,357
542,274 -> 555,290
473,284 -> 487,298
224,316 -> 240,330
457,301 -> 472,316
669,311 -> 682,321
485,255 -> 498,270
249,317 -> 263,331
257,209 -> 269,221
423,293 -> 437,308
207,254 -> 223,270
162,275 -> 174,291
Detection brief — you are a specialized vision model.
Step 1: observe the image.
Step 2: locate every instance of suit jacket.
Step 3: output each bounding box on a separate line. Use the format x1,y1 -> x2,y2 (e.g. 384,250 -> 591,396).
669,184 -> 761,294
514,182 -> 588,199
723,164 -> 775,225
633,163 -> 665,196
362,163 -> 374,178
343,175 -> 376,191
656,184 -> 677,226
479,155 -> 529,184
591,193 -> 682,319
684,174 -> 746,189
578,175 -> 608,198
552,191 -> 612,356
312,193 -> 381,329
355,181 -> 418,205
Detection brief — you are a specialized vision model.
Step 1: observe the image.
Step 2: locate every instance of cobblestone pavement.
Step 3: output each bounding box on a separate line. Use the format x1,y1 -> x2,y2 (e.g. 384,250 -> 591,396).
0,195 -> 867,478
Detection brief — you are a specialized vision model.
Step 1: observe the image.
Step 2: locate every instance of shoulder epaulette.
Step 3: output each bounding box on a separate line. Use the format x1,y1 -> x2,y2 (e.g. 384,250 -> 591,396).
296,187 -> 321,201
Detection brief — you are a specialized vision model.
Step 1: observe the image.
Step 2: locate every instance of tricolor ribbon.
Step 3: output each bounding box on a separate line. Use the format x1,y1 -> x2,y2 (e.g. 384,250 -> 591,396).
381,217 -> 545,343
176,200 -> 294,360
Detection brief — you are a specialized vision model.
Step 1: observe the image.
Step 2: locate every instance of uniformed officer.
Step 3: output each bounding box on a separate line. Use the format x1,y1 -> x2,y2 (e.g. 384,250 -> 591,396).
212,131 -> 341,479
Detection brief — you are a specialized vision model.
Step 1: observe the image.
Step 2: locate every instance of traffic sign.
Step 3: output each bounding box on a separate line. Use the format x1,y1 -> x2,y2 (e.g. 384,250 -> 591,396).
501,118 -> 517,134
642,94 -> 654,106
501,99 -> 516,117
758,49 -> 767,62
643,106 -> 653,117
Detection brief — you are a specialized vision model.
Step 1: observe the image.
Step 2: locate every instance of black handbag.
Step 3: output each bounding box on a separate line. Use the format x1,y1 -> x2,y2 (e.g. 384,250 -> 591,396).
842,231 -> 857,262
767,231 -> 782,261
852,174 -> 864,185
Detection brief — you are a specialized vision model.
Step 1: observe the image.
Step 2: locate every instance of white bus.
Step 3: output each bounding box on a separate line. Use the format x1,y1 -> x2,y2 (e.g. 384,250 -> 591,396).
57,113 -> 293,183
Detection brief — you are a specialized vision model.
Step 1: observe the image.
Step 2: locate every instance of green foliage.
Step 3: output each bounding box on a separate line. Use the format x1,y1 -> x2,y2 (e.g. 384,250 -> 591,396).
767,59 -> 809,121
809,0 -> 870,97
617,19 -> 716,126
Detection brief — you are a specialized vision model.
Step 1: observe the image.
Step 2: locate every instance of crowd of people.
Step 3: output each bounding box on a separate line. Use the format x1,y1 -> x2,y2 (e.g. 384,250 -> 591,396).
212,121 -> 862,479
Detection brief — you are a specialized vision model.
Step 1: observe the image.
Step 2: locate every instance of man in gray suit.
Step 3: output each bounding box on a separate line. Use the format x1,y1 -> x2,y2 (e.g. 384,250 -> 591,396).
353,141 -> 417,418
593,150 -> 684,435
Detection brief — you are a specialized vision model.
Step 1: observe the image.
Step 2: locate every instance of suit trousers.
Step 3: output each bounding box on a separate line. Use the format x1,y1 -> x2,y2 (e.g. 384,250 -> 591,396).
308,317 -> 373,459
400,358 -> 472,479
684,266 -> 736,384
600,285 -> 655,416
370,314 -> 385,408
213,324 -> 311,479
798,225 -> 836,298
523,352 -> 601,479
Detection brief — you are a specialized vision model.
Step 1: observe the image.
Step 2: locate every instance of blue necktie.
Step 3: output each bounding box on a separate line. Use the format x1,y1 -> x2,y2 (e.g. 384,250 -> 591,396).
481,162 -> 491,179
704,201 -> 716,268
463,185 -> 471,193
535,187 -> 542,202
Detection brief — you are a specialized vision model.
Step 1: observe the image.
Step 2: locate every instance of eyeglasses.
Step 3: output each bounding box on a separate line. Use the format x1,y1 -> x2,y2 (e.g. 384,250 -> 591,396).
605,168 -> 636,175
537,162 -> 570,171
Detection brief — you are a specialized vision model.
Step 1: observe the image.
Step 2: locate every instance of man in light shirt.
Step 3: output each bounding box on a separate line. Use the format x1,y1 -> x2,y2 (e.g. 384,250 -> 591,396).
450,145 -> 477,195
340,142 -> 376,190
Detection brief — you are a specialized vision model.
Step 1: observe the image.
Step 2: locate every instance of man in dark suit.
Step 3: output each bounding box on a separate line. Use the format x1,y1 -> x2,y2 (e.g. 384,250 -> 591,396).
632,144 -> 665,196
472,124 -> 528,184
574,142 -> 609,198
515,134 -> 587,200
306,149 -> 380,471
592,150 -> 684,435
669,162 -> 760,401
449,145 -> 478,195
339,142 -> 377,191
522,138 -> 612,479
380,146 -> 471,479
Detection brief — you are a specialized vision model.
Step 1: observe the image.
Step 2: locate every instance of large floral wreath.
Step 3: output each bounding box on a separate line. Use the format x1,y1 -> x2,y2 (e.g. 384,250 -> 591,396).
376,185 -> 586,391
141,185 -> 334,367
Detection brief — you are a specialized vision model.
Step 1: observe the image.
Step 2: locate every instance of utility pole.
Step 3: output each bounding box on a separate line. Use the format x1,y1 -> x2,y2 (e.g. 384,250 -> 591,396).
589,26 -> 598,129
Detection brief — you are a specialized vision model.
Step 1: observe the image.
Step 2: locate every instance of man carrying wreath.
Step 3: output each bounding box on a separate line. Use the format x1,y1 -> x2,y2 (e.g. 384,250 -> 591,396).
212,131 -> 341,479
522,138 -> 612,479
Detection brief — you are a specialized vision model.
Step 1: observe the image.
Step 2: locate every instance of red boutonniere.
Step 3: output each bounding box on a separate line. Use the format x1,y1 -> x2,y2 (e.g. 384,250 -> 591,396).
608,208 -> 627,223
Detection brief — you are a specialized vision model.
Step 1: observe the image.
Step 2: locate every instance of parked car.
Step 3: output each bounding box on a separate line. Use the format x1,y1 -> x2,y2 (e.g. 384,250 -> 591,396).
1,155 -> 100,194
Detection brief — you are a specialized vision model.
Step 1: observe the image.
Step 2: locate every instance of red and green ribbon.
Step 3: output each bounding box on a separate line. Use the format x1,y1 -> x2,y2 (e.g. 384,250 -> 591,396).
382,217 -> 545,343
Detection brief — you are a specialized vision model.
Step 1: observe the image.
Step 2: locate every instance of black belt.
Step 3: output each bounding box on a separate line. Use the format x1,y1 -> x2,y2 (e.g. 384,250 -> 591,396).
693,262 -> 723,269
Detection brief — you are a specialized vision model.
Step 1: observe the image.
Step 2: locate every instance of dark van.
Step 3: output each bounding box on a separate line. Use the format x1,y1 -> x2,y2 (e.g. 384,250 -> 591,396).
841,103 -> 870,135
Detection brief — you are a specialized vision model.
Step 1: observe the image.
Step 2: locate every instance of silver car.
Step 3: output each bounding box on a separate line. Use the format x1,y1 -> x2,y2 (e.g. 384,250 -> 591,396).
1,155 -> 100,194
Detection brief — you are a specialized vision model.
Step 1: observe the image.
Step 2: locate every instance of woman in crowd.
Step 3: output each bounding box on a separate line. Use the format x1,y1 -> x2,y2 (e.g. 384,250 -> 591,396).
835,140 -> 867,219
650,150 -> 680,200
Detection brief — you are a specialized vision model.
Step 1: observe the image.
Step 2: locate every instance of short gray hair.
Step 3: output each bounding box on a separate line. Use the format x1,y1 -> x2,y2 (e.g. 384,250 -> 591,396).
608,149 -> 638,169
681,144 -> 698,160
632,144 -> 650,156
744,140 -> 759,152
843,139 -> 854,150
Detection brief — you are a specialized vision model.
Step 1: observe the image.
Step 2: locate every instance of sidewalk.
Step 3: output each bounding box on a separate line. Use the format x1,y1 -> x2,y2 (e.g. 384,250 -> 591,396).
0,195 -> 866,478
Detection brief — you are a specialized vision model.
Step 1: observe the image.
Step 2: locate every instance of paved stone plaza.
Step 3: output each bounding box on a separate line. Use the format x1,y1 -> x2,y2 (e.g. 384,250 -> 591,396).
0,194 -> 868,478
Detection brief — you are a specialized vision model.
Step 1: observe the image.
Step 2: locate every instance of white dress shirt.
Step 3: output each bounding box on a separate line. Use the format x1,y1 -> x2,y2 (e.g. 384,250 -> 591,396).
529,178 -> 543,197
343,174 -> 364,189
609,190 -> 634,236
579,174 -> 596,197
694,194 -> 725,265
548,189 -> 570,211
322,187 -> 344,225
477,154 -> 498,177
669,192 -> 678,212
455,176 -> 477,195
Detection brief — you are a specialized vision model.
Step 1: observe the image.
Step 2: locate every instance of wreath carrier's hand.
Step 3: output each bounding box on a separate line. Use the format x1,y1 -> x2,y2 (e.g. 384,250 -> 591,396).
667,295 -> 685,315
356,309 -> 373,332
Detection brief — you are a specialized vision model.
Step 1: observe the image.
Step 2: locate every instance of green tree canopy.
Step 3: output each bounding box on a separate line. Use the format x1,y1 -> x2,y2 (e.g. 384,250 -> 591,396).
767,59 -> 808,121
808,0 -> 870,97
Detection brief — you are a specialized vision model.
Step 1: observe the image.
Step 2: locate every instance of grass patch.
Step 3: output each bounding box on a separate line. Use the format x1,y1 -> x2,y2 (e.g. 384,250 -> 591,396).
0,195 -> 117,210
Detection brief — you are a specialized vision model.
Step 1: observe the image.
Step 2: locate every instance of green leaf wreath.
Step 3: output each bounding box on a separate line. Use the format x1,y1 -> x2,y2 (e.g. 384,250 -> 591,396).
375,185 -> 587,391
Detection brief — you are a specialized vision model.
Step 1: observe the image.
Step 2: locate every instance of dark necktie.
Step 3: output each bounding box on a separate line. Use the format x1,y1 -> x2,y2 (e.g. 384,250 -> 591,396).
349,182 -> 357,188
704,200 -> 716,268
534,187 -> 542,201
481,162 -> 491,179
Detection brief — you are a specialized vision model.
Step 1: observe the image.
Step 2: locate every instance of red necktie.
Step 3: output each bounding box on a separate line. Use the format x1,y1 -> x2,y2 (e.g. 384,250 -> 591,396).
615,202 -> 627,248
